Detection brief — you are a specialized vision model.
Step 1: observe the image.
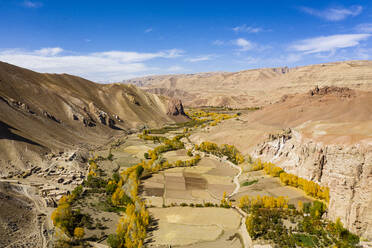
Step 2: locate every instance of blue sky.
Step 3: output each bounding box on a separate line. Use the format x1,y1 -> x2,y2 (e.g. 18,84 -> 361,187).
0,0 -> 371,82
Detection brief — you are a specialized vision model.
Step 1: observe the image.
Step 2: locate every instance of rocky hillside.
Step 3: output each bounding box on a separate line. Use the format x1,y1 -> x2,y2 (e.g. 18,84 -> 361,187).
253,129 -> 372,239
189,86 -> 372,239
0,61 -> 175,176
123,60 -> 372,108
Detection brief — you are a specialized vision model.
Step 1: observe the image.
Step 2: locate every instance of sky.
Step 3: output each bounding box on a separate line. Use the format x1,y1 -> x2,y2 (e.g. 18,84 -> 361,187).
0,0 -> 371,82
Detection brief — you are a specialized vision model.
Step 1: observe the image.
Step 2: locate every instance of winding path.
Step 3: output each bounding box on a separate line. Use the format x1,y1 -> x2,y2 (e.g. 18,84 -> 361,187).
186,141 -> 253,248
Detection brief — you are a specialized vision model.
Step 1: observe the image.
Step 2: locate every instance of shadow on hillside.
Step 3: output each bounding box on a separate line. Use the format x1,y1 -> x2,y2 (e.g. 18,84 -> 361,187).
0,120 -> 43,147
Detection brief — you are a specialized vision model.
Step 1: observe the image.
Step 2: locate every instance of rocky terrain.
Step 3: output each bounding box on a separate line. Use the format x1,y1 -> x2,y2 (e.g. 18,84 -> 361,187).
166,97 -> 190,121
253,129 -> 372,239
0,61 -> 176,176
189,86 -> 372,240
124,60 -> 372,108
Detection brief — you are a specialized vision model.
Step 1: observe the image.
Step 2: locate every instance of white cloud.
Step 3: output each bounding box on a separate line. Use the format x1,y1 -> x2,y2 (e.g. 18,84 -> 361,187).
291,34 -> 371,54
355,23 -> 372,33
0,48 -> 184,82
23,1 -> 43,8
144,28 -> 153,33
212,40 -> 225,46
234,38 -> 254,51
301,5 -> 362,21
93,49 -> 183,63
35,47 -> 63,56
232,24 -> 263,33
185,55 -> 215,62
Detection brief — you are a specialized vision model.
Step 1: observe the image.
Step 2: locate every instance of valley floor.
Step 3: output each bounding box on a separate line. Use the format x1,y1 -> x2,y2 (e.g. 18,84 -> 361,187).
1,107 -> 366,248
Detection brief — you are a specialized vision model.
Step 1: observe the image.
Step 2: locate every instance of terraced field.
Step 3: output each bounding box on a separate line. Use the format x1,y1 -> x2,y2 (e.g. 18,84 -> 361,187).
142,157 -> 238,207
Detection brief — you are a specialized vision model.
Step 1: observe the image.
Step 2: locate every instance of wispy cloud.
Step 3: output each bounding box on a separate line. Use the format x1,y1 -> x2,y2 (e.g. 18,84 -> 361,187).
300,5 -> 363,21
212,40 -> 225,46
144,28 -> 153,33
22,0 -> 43,8
232,24 -> 263,33
234,38 -> 254,51
185,55 -> 215,62
291,34 -> 371,54
35,47 -> 63,56
0,48 -> 184,81
355,23 -> 372,33
93,49 -> 183,62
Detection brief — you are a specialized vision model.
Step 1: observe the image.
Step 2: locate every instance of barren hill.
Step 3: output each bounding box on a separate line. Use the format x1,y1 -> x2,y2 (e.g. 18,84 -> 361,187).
0,61 -> 175,175
124,60 -> 372,108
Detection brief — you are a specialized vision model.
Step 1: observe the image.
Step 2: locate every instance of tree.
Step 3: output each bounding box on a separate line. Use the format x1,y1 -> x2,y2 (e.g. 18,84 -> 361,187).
74,227 -> 85,240
298,200 -> 303,213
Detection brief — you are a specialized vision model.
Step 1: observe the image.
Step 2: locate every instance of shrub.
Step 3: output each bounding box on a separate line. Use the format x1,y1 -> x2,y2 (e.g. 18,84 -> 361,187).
144,152 -> 150,159
107,153 -> 114,161
107,234 -> 120,248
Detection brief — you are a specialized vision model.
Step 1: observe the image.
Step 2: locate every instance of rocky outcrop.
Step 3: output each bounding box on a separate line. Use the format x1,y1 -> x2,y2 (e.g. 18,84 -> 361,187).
308,86 -> 355,98
88,102 -> 116,128
42,110 -> 61,123
253,129 -> 372,239
166,98 -> 188,117
124,92 -> 140,105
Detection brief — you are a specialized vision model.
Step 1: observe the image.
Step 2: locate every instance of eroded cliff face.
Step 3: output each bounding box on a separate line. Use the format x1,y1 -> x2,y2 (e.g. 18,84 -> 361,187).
252,129 -> 372,239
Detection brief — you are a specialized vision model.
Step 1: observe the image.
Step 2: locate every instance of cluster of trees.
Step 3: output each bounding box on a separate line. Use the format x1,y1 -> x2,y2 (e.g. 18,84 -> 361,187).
188,109 -> 237,120
263,162 -> 283,177
280,172 -> 330,202
186,109 -> 238,127
250,158 -> 330,202
326,218 -> 360,247
196,141 -> 245,164
178,202 -> 219,207
107,165 -> 149,247
173,155 -> 201,168
250,158 -> 265,171
244,198 -> 359,247
246,208 -> 295,246
51,185 -> 85,240
108,202 -> 149,248
138,132 -> 202,174
83,160 -> 106,190
239,195 -> 289,210
138,133 -> 167,143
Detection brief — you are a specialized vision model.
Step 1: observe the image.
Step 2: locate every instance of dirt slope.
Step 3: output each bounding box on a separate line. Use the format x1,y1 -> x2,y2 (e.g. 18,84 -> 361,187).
0,61 -> 174,175
124,60 -> 372,108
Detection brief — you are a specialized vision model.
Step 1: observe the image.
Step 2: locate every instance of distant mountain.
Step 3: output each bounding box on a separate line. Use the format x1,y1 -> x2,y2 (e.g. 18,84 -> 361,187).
123,60 -> 372,108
